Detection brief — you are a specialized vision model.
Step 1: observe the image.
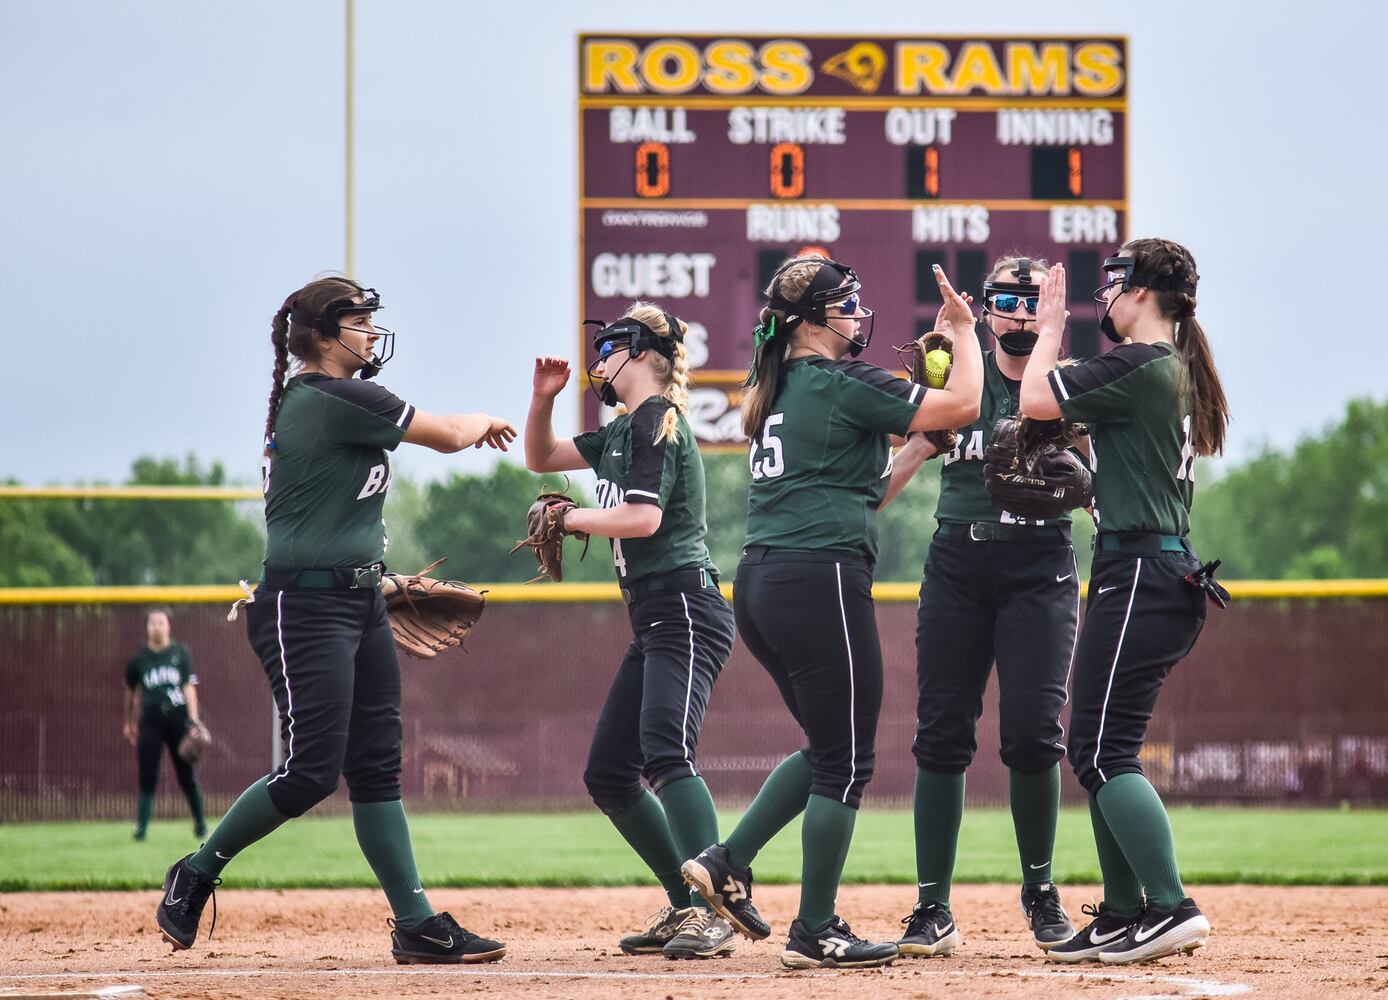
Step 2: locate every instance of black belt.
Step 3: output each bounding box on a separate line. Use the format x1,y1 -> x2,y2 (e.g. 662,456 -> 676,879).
937,521 -> 1071,543
739,545 -> 866,566
1093,533 -> 1191,557
621,567 -> 718,605
262,563 -> 385,591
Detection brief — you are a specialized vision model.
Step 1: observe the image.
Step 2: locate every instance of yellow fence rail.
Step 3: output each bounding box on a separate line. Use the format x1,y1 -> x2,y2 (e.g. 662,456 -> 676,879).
0,486 -> 262,501
2,579 -> 1387,606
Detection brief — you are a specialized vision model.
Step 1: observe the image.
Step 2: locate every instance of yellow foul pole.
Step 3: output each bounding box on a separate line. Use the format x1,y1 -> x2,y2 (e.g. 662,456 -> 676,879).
345,0 -> 356,278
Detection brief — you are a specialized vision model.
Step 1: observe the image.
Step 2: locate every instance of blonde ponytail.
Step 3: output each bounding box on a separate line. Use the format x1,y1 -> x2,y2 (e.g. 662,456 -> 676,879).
656,337 -> 689,444
623,301 -> 688,445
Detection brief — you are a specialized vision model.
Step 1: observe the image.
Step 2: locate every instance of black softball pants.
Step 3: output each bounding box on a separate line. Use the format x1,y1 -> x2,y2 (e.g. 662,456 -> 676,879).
1067,550 -> 1207,795
137,706 -> 200,800
584,585 -> 735,814
734,548 -> 882,809
245,587 -> 403,817
914,526 -> 1078,774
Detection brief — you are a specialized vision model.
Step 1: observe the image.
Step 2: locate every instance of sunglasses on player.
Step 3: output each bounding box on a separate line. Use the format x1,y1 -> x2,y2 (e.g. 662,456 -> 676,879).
987,293 -> 1039,315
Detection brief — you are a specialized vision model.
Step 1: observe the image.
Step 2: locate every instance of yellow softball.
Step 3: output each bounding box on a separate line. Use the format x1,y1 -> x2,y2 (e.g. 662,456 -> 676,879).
924,349 -> 951,388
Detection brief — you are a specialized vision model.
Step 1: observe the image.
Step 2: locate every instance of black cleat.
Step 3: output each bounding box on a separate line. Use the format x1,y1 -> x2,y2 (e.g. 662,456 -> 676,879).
1046,902 -> 1139,963
390,911 -> 506,964
1099,897 -> 1210,964
897,900 -> 960,957
1021,882 -> 1075,951
781,916 -> 898,969
155,854 -> 218,951
619,905 -> 691,955
681,844 -> 770,941
662,907 -> 737,959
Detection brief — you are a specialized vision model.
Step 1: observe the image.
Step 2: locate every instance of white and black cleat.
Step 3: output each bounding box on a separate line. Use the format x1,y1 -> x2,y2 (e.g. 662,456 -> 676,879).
781,916 -> 898,969
896,901 -> 961,957
662,908 -> 737,959
1099,897 -> 1210,964
1021,882 -> 1075,951
680,843 -> 770,941
1046,902 -> 1139,963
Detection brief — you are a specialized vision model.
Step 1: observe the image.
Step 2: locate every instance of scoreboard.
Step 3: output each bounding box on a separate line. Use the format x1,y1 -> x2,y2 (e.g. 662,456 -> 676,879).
578,34 -> 1128,446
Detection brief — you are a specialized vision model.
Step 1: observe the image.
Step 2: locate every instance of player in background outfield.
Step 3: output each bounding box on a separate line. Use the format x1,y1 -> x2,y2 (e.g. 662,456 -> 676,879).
1020,240 -> 1229,964
154,276 -> 516,964
124,607 -> 207,841
524,304 -> 739,960
887,256 -> 1079,959
682,256 -> 982,970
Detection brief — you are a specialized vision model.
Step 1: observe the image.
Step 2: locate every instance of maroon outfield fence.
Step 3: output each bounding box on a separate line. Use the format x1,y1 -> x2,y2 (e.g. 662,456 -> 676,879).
2,581 -> 1386,823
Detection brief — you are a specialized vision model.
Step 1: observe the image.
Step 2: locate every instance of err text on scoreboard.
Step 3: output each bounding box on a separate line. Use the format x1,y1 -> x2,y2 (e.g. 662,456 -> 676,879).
579,34 -> 1128,447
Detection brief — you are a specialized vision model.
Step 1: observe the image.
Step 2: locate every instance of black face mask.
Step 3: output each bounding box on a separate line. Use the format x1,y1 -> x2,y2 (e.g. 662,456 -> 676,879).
996,328 -> 1039,356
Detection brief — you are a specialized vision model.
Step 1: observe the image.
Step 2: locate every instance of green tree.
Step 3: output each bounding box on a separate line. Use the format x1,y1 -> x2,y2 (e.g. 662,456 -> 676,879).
0,497 -> 94,586
45,456 -> 264,585
1190,397 -> 1388,578
415,463 -> 612,583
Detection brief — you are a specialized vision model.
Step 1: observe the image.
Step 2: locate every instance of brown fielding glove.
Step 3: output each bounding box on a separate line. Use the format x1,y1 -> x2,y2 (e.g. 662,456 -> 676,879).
900,332 -> 958,457
178,720 -> 212,765
984,416 -> 1093,520
510,491 -> 590,583
380,557 -> 487,659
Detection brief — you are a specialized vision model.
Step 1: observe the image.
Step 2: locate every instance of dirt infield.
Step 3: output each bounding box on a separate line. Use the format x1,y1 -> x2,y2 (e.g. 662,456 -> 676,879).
1,885 -> 1385,999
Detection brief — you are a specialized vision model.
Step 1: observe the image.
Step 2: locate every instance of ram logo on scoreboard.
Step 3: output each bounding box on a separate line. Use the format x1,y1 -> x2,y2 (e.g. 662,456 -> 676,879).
579,34 -> 1128,447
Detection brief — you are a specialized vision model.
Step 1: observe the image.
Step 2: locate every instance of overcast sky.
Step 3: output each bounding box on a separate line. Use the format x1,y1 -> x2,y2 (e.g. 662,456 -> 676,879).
4,1 -> 1382,486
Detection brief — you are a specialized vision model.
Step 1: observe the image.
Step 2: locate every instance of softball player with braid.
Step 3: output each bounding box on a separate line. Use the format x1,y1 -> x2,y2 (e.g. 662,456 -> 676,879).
155,276 -> 515,964
893,255 -> 1078,958
524,303 -> 738,960
683,256 -> 982,970
1020,239 -> 1229,964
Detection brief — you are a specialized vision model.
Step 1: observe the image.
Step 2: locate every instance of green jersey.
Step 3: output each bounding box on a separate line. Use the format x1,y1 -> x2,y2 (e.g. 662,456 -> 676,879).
938,351 -> 1073,526
262,374 -> 414,570
1050,342 -> 1194,535
574,397 -> 716,583
744,356 -> 921,563
125,643 -> 195,715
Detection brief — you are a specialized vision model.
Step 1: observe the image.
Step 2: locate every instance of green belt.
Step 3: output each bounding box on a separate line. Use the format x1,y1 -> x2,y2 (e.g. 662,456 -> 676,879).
1094,533 -> 1189,556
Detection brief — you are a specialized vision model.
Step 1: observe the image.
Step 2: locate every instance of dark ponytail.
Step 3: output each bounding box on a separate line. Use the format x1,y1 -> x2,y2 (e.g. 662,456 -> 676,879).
1126,238 -> 1229,457
741,305 -> 791,439
740,255 -> 828,439
262,275 -> 369,455
264,301 -> 292,455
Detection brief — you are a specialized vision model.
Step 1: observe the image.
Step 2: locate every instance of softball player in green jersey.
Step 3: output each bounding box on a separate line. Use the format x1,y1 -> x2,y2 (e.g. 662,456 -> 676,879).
893,256 -> 1078,959
525,303 -> 738,960
683,255 -> 983,970
124,607 -> 206,841
155,276 -> 516,964
1020,240 -> 1230,965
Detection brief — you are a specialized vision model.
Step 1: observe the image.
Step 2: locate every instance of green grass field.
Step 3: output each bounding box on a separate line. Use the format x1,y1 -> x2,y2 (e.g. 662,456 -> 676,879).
2,807 -> 1383,892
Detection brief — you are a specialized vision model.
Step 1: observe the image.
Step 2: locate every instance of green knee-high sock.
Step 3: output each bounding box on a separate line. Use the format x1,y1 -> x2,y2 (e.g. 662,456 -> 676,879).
189,777 -> 289,879
724,751 -> 813,870
1096,773 -> 1186,910
797,794 -> 857,930
657,776 -> 719,910
1087,794 -> 1144,913
136,791 -> 154,835
187,784 -> 206,832
608,790 -> 688,908
914,768 -> 965,908
353,800 -> 434,924
1010,765 -> 1061,885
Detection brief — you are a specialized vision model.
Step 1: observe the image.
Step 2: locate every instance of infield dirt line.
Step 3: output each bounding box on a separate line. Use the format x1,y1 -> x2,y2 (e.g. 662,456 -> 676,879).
0,965 -> 1254,997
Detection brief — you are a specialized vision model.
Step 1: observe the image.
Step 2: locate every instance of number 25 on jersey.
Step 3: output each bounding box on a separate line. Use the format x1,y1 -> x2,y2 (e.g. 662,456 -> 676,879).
749,413 -> 786,481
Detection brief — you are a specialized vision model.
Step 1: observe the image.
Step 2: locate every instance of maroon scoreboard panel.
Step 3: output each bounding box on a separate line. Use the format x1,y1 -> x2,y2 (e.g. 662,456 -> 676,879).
579,35 -> 1128,447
